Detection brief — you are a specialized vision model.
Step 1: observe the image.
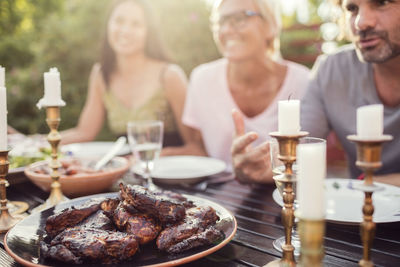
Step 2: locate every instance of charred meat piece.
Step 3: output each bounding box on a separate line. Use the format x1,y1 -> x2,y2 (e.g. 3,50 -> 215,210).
77,210 -> 115,231
43,228 -> 139,264
157,206 -> 222,253
186,206 -> 220,228
113,203 -> 161,244
153,189 -> 195,208
164,227 -> 223,254
45,198 -> 103,238
100,198 -> 120,216
40,243 -> 82,265
119,184 -> 186,225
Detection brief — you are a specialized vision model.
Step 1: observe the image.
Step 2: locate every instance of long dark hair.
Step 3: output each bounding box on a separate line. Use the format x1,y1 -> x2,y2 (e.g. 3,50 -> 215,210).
100,0 -> 169,86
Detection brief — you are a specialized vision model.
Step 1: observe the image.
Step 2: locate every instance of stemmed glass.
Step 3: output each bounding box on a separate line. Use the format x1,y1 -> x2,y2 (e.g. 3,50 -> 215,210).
270,137 -> 326,256
127,120 -> 163,191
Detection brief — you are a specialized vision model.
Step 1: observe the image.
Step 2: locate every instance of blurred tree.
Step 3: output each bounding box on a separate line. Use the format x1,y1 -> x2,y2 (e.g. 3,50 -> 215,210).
2,0 -> 218,138
0,0 -> 62,68
153,0 -> 219,75
1,0 -> 330,138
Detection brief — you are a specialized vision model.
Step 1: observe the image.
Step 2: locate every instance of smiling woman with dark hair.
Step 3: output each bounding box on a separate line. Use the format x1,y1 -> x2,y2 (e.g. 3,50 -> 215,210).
61,0 -> 191,147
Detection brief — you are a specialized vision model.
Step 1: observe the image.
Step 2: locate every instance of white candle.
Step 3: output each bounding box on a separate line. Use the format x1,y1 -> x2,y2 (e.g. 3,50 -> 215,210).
37,67 -> 65,109
296,142 -> 326,219
0,65 -> 5,88
357,104 -> 383,138
44,67 -> 62,104
278,100 -> 300,135
0,87 -> 7,150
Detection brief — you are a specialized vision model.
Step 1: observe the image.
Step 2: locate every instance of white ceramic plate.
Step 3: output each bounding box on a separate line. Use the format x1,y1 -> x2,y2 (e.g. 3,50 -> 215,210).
61,141 -> 131,158
133,156 -> 227,184
272,178 -> 400,224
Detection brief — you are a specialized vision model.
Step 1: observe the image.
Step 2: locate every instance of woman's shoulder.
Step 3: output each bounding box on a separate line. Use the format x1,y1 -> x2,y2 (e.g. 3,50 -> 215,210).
189,58 -> 227,83
89,63 -> 104,82
162,63 -> 187,81
156,62 -> 187,93
192,58 -> 227,75
90,63 -> 102,76
89,63 -> 107,92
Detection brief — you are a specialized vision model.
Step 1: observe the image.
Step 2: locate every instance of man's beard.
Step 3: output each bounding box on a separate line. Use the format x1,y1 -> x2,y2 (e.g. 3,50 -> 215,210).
354,29 -> 400,63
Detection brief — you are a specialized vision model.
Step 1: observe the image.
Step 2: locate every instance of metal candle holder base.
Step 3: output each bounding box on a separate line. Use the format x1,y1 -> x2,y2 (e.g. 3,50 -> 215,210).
32,106 -> 68,213
347,135 -> 393,267
296,213 -> 325,267
0,150 -> 23,233
264,131 -> 308,267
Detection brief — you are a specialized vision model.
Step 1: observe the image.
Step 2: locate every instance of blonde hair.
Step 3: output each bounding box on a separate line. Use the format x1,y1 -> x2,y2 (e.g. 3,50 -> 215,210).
211,0 -> 282,59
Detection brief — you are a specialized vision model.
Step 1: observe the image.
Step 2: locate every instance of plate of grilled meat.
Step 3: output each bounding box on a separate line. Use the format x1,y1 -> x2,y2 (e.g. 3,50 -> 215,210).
4,183 -> 237,266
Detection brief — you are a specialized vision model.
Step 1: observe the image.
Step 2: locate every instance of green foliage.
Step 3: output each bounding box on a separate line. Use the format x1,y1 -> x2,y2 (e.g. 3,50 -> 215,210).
153,0 -> 220,74
2,0 -> 219,139
1,0 -> 325,139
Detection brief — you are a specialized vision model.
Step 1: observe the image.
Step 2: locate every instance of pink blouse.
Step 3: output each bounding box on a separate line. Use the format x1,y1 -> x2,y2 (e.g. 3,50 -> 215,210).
183,58 -> 310,171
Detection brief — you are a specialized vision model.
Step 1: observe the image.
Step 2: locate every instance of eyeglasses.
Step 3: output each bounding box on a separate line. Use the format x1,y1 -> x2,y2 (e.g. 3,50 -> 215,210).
211,10 -> 262,32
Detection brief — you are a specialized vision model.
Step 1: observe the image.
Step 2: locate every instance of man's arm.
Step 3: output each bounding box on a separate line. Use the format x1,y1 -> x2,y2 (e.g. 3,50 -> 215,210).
300,56 -> 331,139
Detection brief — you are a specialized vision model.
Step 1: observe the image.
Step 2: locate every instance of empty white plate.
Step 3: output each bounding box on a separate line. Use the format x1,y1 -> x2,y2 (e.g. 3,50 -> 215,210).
272,178 -> 400,224
133,156 -> 227,184
61,141 -> 131,158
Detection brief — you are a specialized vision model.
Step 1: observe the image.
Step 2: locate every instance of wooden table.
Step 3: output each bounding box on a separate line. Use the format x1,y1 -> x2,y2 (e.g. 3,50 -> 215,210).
1,172 -> 399,267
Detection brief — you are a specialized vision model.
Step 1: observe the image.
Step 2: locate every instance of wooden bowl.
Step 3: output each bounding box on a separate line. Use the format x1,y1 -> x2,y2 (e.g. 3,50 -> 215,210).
24,157 -> 129,197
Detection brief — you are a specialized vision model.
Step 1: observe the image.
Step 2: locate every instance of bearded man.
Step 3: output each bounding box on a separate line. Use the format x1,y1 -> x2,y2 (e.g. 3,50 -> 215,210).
231,0 -> 400,185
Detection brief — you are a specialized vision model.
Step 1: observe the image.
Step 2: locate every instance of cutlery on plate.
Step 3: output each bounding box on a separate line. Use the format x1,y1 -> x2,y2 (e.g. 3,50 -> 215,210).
193,173 -> 235,191
94,136 -> 127,171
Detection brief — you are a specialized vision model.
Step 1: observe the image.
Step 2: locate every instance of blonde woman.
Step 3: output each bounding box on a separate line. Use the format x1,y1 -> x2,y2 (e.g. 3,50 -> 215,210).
164,0 -> 310,182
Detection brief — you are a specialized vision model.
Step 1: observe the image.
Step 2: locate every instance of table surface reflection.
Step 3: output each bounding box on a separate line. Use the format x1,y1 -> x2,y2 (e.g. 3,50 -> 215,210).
1,170 -> 400,267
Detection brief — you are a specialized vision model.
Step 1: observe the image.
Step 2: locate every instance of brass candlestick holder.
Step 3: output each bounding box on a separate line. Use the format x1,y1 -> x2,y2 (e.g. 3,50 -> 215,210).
347,135 -> 393,267
295,211 -> 325,267
32,106 -> 68,213
265,131 -> 308,267
0,149 -> 23,232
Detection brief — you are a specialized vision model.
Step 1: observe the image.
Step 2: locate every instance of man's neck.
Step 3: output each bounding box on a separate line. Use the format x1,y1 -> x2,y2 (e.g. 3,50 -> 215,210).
373,56 -> 400,107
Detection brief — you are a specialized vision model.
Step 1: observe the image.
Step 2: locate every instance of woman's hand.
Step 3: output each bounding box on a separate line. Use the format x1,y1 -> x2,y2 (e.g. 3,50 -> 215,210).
231,109 -> 273,184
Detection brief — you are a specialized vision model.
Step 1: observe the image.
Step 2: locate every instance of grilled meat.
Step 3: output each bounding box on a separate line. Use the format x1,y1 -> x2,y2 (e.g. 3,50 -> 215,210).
41,184 -> 224,264
45,198 -> 103,238
157,206 -> 223,253
113,203 -> 161,244
40,243 -> 82,264
153,189 -> 195,208
45,197 -> 120,238
163,227 -> 223,254
78,210 -> 115,231
100,198 -> 120,213
42,228 -> 139,264
119,183 -> 186,225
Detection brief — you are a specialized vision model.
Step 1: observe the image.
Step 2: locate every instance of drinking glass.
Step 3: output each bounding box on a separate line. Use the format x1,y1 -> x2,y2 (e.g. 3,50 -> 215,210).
127,120 -> 163,191
269,137 -> 326,256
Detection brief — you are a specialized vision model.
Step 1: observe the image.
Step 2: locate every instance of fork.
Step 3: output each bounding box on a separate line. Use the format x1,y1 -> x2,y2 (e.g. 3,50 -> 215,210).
192,173 -> 235,191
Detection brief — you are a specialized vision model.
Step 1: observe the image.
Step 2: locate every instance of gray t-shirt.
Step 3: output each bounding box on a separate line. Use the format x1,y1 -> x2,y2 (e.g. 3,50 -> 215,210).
301,45 -> 400,178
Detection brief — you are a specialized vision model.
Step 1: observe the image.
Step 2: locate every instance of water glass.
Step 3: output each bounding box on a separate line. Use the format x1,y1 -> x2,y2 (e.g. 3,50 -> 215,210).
127,120 -> 163,191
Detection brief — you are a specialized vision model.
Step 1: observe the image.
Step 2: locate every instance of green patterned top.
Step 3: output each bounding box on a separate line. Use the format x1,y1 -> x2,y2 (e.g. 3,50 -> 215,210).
102,87 -> 178,135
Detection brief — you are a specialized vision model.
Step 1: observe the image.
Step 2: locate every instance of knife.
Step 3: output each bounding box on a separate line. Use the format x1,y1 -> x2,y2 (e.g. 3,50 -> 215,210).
94,136 -> 127,171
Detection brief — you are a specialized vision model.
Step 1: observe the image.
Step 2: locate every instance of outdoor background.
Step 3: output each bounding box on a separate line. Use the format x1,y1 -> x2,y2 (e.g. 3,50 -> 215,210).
0,0 -> 343,140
